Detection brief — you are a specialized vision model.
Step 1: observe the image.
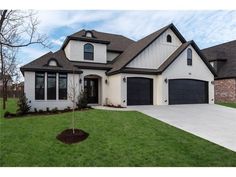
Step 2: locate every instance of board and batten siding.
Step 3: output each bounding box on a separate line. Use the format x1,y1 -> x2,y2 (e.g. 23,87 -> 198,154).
64,40 -> 107,63
127,29 -> 182,69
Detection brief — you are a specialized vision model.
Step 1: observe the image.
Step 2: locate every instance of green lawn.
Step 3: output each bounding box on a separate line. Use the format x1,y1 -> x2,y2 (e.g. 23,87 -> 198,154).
217,102 -> 236,109
1,107 -> 236,166
0,98 -> 18,118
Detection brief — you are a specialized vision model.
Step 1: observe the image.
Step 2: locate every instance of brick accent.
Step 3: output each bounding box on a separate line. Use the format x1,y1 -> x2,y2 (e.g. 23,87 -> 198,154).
214,78 -> 236,102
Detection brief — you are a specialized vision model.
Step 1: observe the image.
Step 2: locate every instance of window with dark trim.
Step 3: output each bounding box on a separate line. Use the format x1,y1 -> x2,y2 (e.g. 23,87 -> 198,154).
59,73 -> 67,100
84,43 -> 94,60
187,48 -> 192,66
47,73 -> 56,100
35,72 -> 45,100
167,34 -> 172,43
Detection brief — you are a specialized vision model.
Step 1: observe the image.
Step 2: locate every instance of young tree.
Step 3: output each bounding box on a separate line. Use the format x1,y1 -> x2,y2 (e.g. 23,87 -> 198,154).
68,69 -> 79,134
0,10 -> 49,110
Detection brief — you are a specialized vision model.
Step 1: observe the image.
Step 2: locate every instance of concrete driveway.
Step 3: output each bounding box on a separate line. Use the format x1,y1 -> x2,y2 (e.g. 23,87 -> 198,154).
129,104 -> 236,152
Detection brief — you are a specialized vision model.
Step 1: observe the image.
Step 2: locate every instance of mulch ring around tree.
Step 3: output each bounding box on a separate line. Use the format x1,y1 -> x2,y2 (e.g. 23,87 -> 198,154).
56,129 -> 89,144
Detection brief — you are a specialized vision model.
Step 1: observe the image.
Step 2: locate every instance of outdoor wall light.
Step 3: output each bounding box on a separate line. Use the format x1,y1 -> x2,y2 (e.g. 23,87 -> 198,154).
123,77 -> 126,82
105,79 -> 108,84
164,78 -> 168,83
79,78 -> 82,84
211,81 -> 214,85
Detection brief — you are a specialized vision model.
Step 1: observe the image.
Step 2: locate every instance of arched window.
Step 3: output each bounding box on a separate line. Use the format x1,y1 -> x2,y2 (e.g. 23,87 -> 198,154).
85,31 -> 92,37
187,48 -> 192,66
48,59 -> 57,66
84,43 -> 94,60
167,34 -> 172,43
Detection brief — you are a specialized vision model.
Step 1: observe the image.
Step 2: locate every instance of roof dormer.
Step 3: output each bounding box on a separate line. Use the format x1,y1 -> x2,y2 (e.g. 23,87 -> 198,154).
83,30 -> 96,38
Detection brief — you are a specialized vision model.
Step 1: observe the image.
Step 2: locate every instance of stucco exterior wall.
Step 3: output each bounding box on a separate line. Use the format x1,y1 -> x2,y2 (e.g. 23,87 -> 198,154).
109,73 -> 157,107
80,69 -> 108,105
24,71 -> 80,111
127,29 -> 182,69
65,40 -> 107,63
214,78 -> 236,102
159,45 -> 215,105
107,74 -> 122,106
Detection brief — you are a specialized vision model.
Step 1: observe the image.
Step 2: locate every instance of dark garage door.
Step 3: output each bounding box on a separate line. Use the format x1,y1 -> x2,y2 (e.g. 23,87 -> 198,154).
127,77 -> 153,105
169,79 -> 208,105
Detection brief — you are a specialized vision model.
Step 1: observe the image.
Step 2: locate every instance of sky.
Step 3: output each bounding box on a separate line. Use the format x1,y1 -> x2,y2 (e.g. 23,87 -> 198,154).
18,10 -> 236,66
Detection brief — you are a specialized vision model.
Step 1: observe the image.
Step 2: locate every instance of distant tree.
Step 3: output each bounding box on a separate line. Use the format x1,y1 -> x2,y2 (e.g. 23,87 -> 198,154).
0,10 -> 50,110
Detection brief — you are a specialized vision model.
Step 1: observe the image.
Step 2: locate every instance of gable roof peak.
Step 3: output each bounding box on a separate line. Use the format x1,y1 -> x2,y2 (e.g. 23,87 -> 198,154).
107,23 -> 186,75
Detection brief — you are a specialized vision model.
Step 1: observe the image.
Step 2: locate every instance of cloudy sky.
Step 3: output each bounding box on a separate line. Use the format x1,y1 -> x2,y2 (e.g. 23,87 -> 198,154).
19,10 -> 236,66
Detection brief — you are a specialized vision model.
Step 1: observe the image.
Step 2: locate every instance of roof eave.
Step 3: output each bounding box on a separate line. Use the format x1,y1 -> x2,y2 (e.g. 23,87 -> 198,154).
20,68 -> 83,74
61,36 -> 110,50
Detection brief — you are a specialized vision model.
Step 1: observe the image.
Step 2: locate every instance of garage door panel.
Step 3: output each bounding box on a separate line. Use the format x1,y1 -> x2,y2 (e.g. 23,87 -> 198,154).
127,77 -> 153,105
169,79 -> 208,105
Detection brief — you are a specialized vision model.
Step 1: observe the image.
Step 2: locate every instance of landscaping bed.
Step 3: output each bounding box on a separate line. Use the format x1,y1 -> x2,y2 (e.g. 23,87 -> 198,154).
57,129 -> 89,144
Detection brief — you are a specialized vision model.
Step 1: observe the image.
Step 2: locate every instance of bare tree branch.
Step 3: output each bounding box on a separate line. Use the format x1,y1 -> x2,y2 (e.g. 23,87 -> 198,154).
0,9 -> 50,110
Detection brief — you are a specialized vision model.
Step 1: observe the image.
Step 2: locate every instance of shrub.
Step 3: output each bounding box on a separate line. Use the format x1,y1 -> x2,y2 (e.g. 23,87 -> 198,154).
4,111 -> 17,118
34,108 -> 38,113
77,90 -> 88,109
64,106 -> 71,112
51,107 -> 58,113
4,111 -> 11,118
46,107 -> 50,112
38,109 -> 43,113
17,94 -> 31,115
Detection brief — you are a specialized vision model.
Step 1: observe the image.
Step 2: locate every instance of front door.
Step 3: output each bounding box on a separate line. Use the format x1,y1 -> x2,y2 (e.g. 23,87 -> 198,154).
84,78 -> 98,104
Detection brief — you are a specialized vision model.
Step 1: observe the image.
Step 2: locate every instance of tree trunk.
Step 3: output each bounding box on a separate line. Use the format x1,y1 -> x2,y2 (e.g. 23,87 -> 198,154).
4,80 -> 8,101
0,44 -> 6,110
2,82 -> 6,109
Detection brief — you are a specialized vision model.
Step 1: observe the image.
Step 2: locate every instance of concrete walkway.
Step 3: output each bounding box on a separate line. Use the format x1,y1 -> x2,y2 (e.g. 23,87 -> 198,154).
92,106 -> 130,111
129,104 -> 236,152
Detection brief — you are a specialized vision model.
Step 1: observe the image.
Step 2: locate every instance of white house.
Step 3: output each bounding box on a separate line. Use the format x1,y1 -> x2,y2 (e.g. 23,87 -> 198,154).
20,24 -> 216,111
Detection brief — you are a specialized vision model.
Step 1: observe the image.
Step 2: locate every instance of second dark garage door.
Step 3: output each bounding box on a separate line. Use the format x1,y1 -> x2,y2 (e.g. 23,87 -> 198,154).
127,77 -> 153,105
169,79 -> 208,105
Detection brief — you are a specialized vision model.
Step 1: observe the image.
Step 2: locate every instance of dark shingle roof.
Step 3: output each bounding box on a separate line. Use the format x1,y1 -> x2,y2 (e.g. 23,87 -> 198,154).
63,29 -> 135,52
21,24 -> 215,77
20,50 -> 82,74
72,61 -> 112,70
107,24 -> 186,75
156,42 -> 191,72
202,40 -> 236,79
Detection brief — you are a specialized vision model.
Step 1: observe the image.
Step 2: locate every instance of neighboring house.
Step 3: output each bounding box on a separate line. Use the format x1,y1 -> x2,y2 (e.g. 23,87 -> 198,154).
202,40 -> 236,103
0,74 -> 13,87
11,82 -> 24,98
20,24 -> 216,111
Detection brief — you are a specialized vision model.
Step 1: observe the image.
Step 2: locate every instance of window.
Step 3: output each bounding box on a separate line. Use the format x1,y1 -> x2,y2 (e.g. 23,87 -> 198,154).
187,48 -> 192,66
48,59 -> 57,66
35,72 -> 45,100
85,31 -> 92,37
84,43 -> 94,60
47,73 -> 56,100
59,73 -> 67,100
167,34 -> 172,43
